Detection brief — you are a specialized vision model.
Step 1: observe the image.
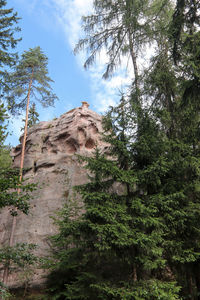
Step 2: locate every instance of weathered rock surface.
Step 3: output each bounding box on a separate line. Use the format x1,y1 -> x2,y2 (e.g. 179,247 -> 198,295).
0,102 -> 108,287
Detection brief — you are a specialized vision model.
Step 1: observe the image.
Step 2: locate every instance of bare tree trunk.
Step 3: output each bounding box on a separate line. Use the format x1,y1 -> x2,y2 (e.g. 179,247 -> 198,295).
128,30 -> 140,100
2,68 -> 34,286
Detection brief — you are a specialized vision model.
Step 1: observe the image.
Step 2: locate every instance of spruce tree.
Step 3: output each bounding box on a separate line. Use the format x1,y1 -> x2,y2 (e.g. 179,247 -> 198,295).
45,96 -> 181,299
0,102 -> 7,147
0,102 -> 31,212
46,67 -> 200,299
27,103 -> 39,127
0,0 -> 21,85
44,0 -> 200,299
140,3 -> 200,295
21,103 -> 39,132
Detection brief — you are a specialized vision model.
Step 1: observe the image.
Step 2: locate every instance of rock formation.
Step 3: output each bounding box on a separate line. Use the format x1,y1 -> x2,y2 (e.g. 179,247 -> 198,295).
0,102 -> 108,287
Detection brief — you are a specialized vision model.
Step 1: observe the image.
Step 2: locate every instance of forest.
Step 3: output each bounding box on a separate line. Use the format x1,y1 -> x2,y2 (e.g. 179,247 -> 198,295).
0,0 -> 200,299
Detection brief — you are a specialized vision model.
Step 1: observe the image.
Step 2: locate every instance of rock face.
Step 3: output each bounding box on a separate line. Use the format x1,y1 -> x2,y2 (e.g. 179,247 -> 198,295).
0,102 -> 108,287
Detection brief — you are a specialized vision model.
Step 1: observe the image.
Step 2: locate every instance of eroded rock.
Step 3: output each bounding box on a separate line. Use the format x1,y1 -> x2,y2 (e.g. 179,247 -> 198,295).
0,102 -> 108,288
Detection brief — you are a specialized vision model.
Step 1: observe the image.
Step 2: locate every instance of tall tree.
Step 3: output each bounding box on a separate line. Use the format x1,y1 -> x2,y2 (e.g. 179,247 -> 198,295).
75,0 -> 172,100
5,46 -> 57,114
0,2 -> 39,292
2,46 -> 58,285
4,47 -> 57,192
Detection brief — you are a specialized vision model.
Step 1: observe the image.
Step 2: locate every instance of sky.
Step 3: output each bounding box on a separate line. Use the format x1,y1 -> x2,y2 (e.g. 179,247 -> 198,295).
6,0 -> 132,146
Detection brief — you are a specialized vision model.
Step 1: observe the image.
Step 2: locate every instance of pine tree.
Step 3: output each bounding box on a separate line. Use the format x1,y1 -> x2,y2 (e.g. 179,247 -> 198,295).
4,46 -> 57,214
4,47 -> 57,192
4,46 -> 57,202
5,46 -> 57,114
0,3 -> 39,292
2,46 -> 57,285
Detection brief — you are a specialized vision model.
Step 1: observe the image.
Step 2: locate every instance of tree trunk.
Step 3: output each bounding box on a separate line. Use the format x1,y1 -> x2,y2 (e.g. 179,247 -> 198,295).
2,68 -> 34,286
128,30 -> 140,101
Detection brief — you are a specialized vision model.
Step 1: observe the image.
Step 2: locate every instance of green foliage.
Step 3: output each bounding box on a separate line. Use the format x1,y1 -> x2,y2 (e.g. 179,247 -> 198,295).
45,87 -> 200,299
27,103 -> 39,127
0,146 -> 12,168
4,46 -> 58,115
0,243 -> 37,269
90,280 -> 180,300
0,167 -> 35,214
21,103 -> 40,131
0,0 -> 21,85
0,3 -> 40,296
0,282 -> 12,300
75,0 -> 173,79
11,291 -> 49,300
43,98 -> 180,299
0,102 -> 35,214
0,101 -> 8,146
170,0 -> 200,65
43,0 -> 200,299
0,244 -> 37,299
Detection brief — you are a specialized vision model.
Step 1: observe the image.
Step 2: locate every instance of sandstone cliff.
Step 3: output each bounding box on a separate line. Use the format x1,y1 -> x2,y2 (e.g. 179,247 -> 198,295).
0,102 -> 108,287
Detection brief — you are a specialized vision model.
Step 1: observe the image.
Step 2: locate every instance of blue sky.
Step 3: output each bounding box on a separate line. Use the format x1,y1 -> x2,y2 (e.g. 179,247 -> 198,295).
7,0 -> 132,146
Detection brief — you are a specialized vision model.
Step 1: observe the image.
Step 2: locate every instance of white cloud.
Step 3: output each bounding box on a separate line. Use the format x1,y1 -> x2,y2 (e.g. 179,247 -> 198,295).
51,0 -> 93,48
49,0 -> 133,112
14,0 -> 134,114
104,76 -> 131,90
